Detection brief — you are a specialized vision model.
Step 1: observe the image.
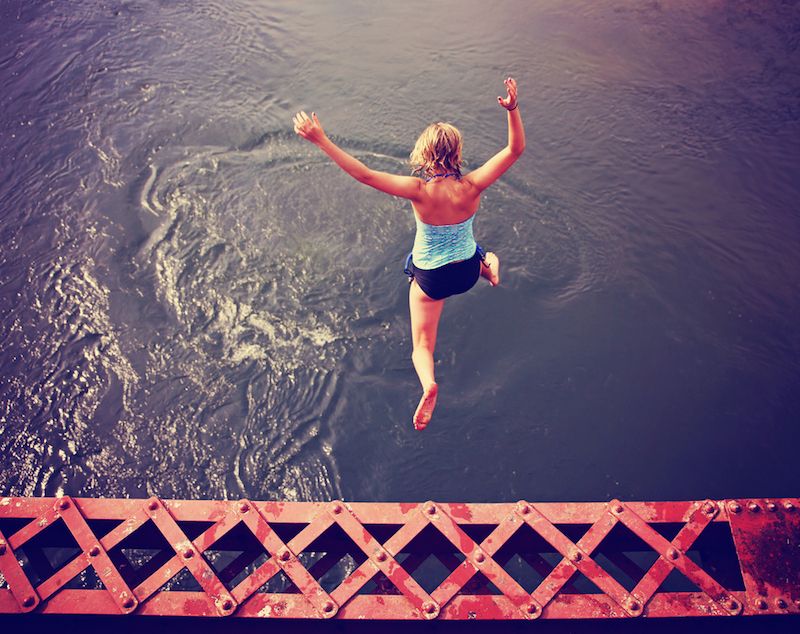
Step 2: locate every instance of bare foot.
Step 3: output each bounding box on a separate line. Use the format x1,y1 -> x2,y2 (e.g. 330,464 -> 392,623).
481,252 -> 500,286
413,383 -> 438,431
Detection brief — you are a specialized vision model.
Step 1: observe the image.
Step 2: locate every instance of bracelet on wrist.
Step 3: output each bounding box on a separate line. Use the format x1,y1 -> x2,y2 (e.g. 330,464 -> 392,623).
508,103 -> 518,111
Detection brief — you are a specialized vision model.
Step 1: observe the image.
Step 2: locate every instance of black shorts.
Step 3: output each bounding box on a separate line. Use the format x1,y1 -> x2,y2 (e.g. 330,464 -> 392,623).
408,249 -> 482,300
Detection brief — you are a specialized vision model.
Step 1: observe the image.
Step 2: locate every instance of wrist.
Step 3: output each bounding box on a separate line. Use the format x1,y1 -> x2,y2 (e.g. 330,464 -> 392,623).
508,103 -> 518,111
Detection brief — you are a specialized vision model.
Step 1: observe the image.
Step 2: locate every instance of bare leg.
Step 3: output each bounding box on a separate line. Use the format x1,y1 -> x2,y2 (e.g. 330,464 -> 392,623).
480,251 -> 500,286
409,281 -> 445,430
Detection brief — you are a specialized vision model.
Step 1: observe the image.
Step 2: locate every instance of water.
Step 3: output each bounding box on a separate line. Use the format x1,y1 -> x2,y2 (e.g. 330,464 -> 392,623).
1,0 -> 799,510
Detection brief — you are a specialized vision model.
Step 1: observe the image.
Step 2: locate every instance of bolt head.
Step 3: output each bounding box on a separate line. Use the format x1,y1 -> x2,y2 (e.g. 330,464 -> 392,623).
783,501 -> 795,511
0,541 -> 6,555
221,598 -> 234,611
183,548 -> 194,559
627,599 -> 640,612
613,504 -> 624,514
332,503 -> 343,514
518,503 -> 531,515
89,545 -> 101,557
122,597 -> 135,610
323,601 -> 335,613
571,551 -> 582,563
776,598 -> 787,609
22,596 -> 35,608
376,551 -> 387,562
57,498 -> 70,510
148,500 -> 159,511
728,501 -> 742,514
475,552 -> 485,563
728,599 -> 739,611
667,548 -> 679,560
702,501 -> 716,515
766,502 -> 777,512
526,603 -> 539,615
238,502 -> 249,513
748,502 -> 760,513
279,549 -> 291,562
756,598 -> 768,610
423,601 -> 437,614
426,504 -> 437,516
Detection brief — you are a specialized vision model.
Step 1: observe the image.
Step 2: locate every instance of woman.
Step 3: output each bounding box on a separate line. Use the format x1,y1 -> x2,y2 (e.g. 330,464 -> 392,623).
293,77 -> 525,430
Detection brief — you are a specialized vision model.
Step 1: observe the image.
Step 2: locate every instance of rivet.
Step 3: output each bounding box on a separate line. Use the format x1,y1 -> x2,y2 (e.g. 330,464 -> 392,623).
122,597 -> 135,610
783,501 -> 795,512
702,501 -> 716,515
766,502 -> 777,512
518,503 -> 531,515
332,503 -> 343,514
89,545 -> 101,557
238,502 -> 249,513
526,603 -> 539,614
728,599 -> 739,611
22,596 -> 35,608
57,498 -> 70,510
613,504 -> 624,514
756,598 -> 768,610
475,552 -> 485,563
748,502 -> 760,513
426,504 -> 437,516
183,548 -> 194,559
279,550 -> 291,562
627,599 -> 640,612
666,548 -> 679,560
0,541 -> 6,555
221,598 -> 233,611
376,551 -> 387,562
571,551 -> 582,563
148,500 -> 159,511
776,598 -> 787,609
423,601 -> 437,614
322,601 -> 335,613
728,501 -> 742,514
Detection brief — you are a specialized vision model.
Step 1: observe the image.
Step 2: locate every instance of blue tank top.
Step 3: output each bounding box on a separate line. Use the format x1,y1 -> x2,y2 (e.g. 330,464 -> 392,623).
412,214 -> 477,270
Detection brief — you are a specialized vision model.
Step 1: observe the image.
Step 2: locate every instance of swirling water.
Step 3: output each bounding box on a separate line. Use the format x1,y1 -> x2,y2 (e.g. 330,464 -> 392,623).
1,0 -> 799,510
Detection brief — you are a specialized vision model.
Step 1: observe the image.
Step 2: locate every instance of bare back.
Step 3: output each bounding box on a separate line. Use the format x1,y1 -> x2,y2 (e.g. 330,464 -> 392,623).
410,177 -> 481,226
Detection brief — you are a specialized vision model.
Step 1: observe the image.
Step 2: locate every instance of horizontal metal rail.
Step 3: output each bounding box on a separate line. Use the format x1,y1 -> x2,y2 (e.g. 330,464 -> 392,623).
0,497 -> 798,620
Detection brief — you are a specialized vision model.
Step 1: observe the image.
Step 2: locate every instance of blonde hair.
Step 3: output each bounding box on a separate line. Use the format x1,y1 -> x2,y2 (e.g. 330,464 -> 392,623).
409,122 -> 463,178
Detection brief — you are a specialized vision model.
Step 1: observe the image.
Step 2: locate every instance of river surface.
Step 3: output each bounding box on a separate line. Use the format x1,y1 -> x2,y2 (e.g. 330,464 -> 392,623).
1,0 -> 799,511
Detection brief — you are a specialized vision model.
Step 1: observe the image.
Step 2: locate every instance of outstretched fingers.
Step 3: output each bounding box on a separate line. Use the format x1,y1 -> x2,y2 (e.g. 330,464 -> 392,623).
497,76 -> 518,110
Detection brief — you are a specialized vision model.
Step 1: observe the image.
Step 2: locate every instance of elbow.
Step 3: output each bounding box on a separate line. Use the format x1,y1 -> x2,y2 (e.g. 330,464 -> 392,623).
510,143 -> 525,159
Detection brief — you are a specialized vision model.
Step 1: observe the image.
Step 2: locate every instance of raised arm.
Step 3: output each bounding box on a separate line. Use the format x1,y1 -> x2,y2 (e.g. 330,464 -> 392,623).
293,111 -> 422,201
464,78 -> 526,193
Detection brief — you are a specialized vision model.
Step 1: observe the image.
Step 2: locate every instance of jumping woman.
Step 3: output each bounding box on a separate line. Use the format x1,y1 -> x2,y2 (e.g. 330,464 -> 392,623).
293,77 -> 525,430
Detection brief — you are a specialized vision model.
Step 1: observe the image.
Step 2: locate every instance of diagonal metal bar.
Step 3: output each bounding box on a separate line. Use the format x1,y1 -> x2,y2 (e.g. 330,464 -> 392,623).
423,502 -> 541,619
527,501 -> 618,611
608,500 -> 740,615
516,500 -> 641,616
632,500 -> 720,608
0,528 -> 39,612
235,499 -> 336,618
327,501 -> 438,619
143,497 -> 236,616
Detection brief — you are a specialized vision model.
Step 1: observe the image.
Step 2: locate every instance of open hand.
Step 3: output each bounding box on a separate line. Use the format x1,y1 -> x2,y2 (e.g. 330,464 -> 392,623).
293,111 -> 327,144
497,77 -> 518,110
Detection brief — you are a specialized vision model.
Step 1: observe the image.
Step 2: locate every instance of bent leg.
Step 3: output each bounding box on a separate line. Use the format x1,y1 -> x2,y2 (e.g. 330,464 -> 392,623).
480,251 -> 500,286
409,281 -> 445,430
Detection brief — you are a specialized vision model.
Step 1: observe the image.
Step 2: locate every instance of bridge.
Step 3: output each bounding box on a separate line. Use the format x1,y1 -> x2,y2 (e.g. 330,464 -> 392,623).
1,496 -> 798,620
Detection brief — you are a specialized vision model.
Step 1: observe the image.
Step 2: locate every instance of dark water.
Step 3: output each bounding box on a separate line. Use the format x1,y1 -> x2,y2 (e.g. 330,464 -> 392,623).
2,0 -> 800,510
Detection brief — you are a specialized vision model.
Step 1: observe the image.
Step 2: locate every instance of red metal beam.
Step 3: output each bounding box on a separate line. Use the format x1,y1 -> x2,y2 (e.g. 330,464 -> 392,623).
0,497 -> 798,620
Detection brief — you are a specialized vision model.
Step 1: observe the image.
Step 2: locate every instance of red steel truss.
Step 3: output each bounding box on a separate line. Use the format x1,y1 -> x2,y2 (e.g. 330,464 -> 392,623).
0,497 -> 798,620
